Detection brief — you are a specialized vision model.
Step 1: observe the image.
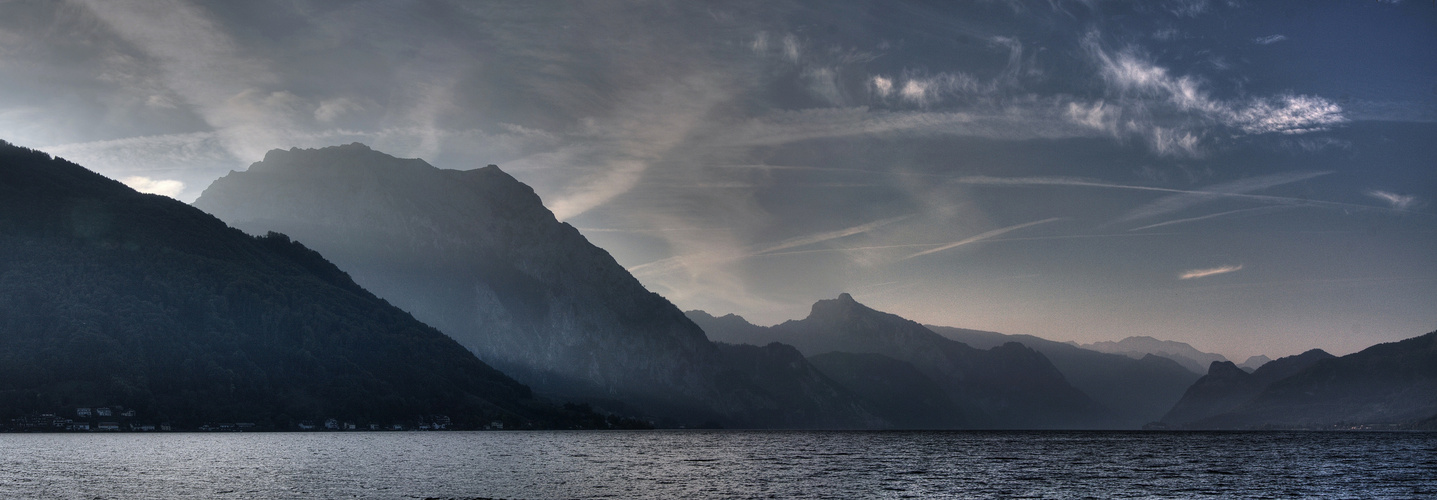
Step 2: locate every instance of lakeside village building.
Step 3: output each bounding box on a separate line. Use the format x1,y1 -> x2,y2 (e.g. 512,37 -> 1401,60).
5,407 -> 162,432
6,408 -> 459,432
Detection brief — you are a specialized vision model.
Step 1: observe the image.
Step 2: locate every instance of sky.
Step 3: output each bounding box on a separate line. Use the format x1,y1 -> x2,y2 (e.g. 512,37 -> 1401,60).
1,0 -> 1433,360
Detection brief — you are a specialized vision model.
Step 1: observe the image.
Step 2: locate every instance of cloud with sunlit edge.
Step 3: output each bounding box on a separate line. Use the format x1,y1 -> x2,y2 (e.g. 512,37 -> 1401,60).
1178,264 -> 1244,280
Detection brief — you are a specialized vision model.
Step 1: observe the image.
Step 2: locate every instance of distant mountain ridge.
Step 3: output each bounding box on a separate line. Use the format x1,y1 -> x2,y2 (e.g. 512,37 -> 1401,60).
928,326 -> 1200,428
0,139 -> 623,430
194,144 -> 880,428
1238,355 -> 1272,372
689,294 -> 1106,429
1155,330 -> 1437,428
1076,336 -> 1230,375
1173,331 -> 1437,429
1161,349 -> 1335,427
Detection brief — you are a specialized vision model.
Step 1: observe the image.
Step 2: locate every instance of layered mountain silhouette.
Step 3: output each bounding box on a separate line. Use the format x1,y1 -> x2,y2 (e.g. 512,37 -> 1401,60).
193,144 -> 879,428
1076,336 -> 1230,375
1163,331 -> 1437,429
688,294 -> 1106,429
0,140 -> 635,430
929,326 -> 1200,428
1238,355 -> 1272,372
1161,349 -> 1334,427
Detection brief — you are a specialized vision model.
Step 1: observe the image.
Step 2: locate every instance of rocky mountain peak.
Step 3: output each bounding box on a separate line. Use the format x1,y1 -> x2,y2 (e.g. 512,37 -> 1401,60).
1206,361 -> 1250,379
807,293 -> 870,320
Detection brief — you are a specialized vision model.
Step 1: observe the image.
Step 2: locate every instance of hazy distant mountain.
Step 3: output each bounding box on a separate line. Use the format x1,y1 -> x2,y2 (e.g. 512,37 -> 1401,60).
928,326 -> 1200,428
1183,331 -> 1437,429
691,312 -> 776,347
193,144 -> 879,428
805,352 -> 977,429
689,294 -> 1105,429
0,140 -> 624,430
1238,355 -> 1272,373
1076,336 -> 1229,375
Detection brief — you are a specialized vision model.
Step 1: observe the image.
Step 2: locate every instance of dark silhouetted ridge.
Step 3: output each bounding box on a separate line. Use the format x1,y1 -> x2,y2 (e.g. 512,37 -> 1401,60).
930,325 -> 1200,428
1187,332 -> 1437,429
1161,333 -> 1437,429
692,294 -> 1107,429
0,139 -> 642,430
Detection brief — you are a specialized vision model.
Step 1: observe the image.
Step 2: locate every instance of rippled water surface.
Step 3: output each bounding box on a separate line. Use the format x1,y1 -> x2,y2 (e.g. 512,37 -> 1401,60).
1,431 -> 1434,499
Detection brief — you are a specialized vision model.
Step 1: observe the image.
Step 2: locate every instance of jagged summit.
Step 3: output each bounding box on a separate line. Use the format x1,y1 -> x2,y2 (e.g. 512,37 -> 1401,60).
807,293 -> 866,319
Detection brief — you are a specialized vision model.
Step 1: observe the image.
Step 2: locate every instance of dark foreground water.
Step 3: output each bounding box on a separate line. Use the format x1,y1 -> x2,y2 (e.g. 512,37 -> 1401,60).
1,431 -> 1434,499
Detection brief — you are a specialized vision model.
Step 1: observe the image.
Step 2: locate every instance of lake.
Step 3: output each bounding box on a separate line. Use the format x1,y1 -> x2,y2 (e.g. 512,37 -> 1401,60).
1,430 -> 1433,499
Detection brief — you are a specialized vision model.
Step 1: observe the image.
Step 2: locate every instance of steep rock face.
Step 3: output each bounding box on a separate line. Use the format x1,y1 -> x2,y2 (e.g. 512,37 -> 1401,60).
0,140 -> 572,429
691,294 -> 1105,429
1192,332 -> 1437,429
1161,348 -> 1335,426
930,326 -> 1200,428
1078,336 -> 1229,375
193,144 -> 877,428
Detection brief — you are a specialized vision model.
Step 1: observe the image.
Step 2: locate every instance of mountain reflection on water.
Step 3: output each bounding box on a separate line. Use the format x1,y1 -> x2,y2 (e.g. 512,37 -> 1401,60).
2,430 -> 1433,499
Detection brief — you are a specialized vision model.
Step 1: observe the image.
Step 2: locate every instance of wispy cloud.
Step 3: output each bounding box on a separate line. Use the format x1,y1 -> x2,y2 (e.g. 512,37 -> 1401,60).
629,214 -> 913,277
870,76 -> 894,98
1253,34 -> 1288,45
901,217 -> 1064,261
717,106 -> 1100,149
1078,36 -> 1346,155
1230,94 -> 1346,135
77,0 -> 291,161
1179,264 -> 1243,280
1113,171 -> 1333,224
754,215 -> 912,254
1128,206 -> 1288,231
1366,190 -> 1420,210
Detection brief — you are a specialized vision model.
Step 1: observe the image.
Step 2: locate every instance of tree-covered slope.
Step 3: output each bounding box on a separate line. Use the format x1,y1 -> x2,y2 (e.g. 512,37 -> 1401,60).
0,140 -> 601,430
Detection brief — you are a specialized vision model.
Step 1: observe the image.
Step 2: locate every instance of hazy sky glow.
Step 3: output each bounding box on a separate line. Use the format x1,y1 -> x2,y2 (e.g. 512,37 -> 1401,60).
1,0 -> 1433,359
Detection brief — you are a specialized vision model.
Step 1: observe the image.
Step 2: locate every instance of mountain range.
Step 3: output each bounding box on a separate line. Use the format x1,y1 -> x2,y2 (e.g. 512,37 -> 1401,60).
927,326 -> 1200,428
688,294 -> 1107,429
0,140 -> 633,430
7,138 -> 1430,432
1074,336 -> 1231,375
193,144 -> 879,429
1161,349 -> 1335,427
1164,332 -> 1437,429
